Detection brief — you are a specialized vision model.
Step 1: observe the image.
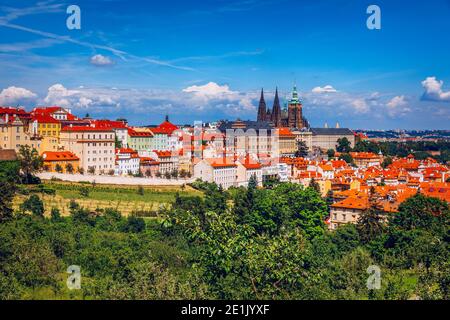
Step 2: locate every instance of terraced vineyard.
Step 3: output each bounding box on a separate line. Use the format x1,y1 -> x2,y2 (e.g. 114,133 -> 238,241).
13,181 -> 203,216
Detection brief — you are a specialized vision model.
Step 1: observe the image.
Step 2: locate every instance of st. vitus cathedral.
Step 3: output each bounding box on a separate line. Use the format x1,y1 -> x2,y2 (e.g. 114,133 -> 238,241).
257,85 -> 310,129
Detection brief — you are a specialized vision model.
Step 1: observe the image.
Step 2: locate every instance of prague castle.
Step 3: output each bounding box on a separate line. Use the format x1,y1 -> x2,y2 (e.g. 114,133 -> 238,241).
257,85 -> 309,129
255,85 -> 355,151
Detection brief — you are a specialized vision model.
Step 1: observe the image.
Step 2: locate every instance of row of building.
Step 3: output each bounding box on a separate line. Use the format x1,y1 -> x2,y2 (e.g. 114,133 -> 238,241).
1,100 -> 449,231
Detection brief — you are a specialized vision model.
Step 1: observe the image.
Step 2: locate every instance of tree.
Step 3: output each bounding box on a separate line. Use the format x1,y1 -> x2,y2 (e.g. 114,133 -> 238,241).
78,167 -> 85,175
55,164 -> 63,173
357,207 -> 384,244
390,194 -> 449,231
145,169 -> 152,178
123,215 -> 146,233
50,207 -> 61,222
262,176 -> 280,189
0,181 -> 16,222
248,173 -> 258,189
336,137 -> 351,153
309,178 -> 321,194
356,189 -> 384,244
381,156 -> 393,168
295,140 -> 309,158
327,149 -> 335,159
171,169 -> 179,179
79,186 -> 90,197
65,163 -> 74,174
204,184 -> 228,215
20,194 -> 45,217
179,169 -> 187,179
155,171 -> 162,178
164,171 -> 171,179
353,140 -> 380,154
115,135 -> 122,148
17,145 -> 43,184
87,166 -> 96,175
339,153 -> 354,164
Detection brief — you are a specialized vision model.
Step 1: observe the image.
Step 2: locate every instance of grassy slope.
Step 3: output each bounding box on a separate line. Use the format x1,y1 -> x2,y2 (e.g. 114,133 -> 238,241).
13,181 -> 203,216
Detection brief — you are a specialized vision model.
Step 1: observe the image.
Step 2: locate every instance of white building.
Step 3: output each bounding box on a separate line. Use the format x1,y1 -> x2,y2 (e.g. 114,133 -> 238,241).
115,148 -> 140,176
92,120 -> 129,148
318,163 -> 335,180
148,150 -> 179,174
194,158 -> 237,189
236,159 -> 263,187
60,125 -> 115,174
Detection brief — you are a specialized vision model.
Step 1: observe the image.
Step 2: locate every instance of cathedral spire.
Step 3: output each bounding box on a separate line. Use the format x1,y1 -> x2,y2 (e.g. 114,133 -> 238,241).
272,87 -> 282,127
290,83 -> 299,103
257,88 -> 267,122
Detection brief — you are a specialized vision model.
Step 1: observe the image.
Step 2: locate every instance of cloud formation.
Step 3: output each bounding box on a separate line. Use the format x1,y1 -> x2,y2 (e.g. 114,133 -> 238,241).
421,76 -> 450,102
311,85 -> 337,94
182,82 -> 255,112
44,84 -> 120,109
0,86 -> 37,105
183,82 -> 236,98
90,54 -> 114,66
386,95 -> 411,117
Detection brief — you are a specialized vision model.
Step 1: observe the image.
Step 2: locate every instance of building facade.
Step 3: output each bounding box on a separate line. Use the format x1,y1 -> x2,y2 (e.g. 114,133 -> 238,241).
60,126 -> 115,174
42,151 -> 79,173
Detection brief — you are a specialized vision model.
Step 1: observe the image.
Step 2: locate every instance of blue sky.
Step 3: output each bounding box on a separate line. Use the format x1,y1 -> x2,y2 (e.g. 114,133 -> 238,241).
1,0 -> 450,129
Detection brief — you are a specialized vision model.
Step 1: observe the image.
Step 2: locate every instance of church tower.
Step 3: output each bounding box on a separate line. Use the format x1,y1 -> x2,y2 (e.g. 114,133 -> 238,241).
287,84 -> 303,128
257,88 -> 267,122
272,87 -> 282,128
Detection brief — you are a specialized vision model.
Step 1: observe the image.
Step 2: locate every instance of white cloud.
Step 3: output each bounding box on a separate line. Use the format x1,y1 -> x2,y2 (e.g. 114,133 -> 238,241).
182,82 -> 255,113
351,99 -> 370,113
0,86 -> 37,105
386,95 -> 411,117
44,84 -> 120,109
182,82 -> 236,98
311,85 -> 337,94
90,54 -> 114,66
421,76 -> 450,102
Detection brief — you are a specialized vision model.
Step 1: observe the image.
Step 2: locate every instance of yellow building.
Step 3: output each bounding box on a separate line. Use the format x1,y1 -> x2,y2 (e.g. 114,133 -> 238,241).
39,136 -> 60,153
30,114 -> 61,138
42,151 -> 80,173
0,114 -> 41,152
277,128 -> 297,156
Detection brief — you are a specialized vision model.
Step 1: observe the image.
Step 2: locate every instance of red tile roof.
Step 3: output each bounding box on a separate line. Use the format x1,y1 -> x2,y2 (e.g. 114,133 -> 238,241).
61,126 -> 113,132
420,182 -> 450,203
32,113 -> 60,124
150,120 -> 179,135
277,127 -> 295,137
93,119 -> 127,129
42,151 -> 79,161
128,128 -> 153,137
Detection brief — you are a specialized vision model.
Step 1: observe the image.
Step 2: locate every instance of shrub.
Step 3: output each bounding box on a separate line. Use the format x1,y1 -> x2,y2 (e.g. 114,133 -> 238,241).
79,186 -> 90,197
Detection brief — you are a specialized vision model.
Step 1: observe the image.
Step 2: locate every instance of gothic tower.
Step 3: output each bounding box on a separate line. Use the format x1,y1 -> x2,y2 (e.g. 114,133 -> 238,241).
257,88 -> 267,122
272,87 -> 282,128
287,84 -> 303,128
